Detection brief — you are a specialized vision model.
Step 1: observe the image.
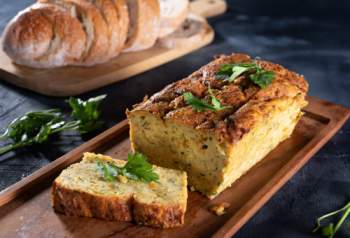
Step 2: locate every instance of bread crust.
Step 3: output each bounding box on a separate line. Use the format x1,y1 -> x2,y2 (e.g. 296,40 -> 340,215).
36,0 -> 110,66
88,0 -> 123,59
123,0 -> 160,52
2,3 -> 87,68
129,53 -> 309,144
112,0 -> 129,55
2,3 -> 53,63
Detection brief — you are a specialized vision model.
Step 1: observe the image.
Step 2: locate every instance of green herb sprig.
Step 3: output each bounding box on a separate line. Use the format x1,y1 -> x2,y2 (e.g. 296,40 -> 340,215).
0,95 -> 106,156
183,87 -> 230,112
313,201 -> 350,238
216,62 -> 275,88
67,95 -> 106,133
97,152 -> 159,183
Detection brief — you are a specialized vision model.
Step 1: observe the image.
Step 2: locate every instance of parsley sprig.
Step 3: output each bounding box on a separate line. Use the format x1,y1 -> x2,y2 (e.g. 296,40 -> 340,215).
67,95 -> 106,134
183,87 -> 230,112
216,62 -> 275,88
97,152 -> 159,183
0,95 -> 106,156
313,201 -> 350,238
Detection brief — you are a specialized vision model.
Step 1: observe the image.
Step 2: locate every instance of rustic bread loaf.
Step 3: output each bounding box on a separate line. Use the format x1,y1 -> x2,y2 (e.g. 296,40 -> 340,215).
52,152 -> 188,228
158,0 -> 189,38
123,0 -> 160,52
127,53 -> 308,198
2,0 -> 130,68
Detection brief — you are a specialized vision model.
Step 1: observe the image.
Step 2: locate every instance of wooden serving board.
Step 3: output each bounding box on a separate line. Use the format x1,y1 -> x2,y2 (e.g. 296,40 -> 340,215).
0,0 -> 227,97
0,97 -> 348,238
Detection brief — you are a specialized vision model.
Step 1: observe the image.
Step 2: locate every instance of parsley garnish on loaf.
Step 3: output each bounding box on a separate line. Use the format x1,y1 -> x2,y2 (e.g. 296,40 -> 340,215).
183,86 -> 230,112
97,152 -> 159,183
216,62 -> 275,88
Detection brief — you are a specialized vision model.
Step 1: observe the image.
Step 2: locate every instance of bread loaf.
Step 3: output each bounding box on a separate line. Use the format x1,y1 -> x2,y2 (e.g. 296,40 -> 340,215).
2,0 -> 162,68
52,152 -> 188,228
127,53 -> 309,198
2,2 -> 87,68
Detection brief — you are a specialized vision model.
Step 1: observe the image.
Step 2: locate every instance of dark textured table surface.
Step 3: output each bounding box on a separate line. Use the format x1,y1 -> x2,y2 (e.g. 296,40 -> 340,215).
0,1 -> 349,237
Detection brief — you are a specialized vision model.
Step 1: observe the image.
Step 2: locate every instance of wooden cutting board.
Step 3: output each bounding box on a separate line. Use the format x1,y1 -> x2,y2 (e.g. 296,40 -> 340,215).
0,0 -> 228,97
0,97 -> 348,238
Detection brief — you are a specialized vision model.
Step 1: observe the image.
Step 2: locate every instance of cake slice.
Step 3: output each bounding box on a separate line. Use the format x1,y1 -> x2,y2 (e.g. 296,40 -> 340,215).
52,152 -> 187,228
127,53 -> 308,199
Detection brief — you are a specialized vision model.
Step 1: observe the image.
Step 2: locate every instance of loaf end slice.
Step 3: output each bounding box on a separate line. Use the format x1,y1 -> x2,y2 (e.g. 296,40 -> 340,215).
127,53 -> 308,198
52,152 -> 187,228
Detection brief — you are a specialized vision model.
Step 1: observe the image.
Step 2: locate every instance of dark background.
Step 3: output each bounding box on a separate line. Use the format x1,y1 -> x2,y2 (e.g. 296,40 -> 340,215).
0,0 -> 349,237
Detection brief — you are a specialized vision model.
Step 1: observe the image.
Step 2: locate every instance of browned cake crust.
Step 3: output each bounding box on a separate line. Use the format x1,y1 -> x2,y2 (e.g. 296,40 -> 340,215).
52,180 -> 186,228
130,53 -> 308,144
52,181 -> 133,221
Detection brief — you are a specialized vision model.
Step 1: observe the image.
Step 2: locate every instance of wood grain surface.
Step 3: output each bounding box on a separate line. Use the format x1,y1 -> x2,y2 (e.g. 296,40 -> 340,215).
0,96 -> 348,238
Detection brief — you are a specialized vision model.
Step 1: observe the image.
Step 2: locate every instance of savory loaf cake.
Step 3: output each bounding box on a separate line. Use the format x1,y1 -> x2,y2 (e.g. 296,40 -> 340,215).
127,53 -> 308,199
52,152 -> 187,228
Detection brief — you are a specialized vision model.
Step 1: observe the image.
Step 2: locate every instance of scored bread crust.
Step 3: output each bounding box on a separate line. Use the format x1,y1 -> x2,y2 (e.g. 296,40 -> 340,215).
2,4 -> 53,64
123,0 -> 160,52
39,0 -> 110,66
158,14 -> 210,49
158,0 -> 189,38
88,0 -> 128,59
2,3 -> 87,68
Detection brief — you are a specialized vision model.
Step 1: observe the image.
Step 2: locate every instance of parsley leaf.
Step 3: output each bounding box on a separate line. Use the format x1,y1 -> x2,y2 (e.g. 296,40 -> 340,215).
216,62 -> 275,88
250,69 -> 275,89
67,94 -> 106,134
123,152 -> 159,182
208,87 -> 230,111
97,161 -> 118,182
183,89 -> 229,112
183,92 -> 216,112
96,152 -> 159,183
313,201 -> 350,238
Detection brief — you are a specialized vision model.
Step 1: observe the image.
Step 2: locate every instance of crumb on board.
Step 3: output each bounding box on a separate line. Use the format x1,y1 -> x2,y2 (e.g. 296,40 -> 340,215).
189,186 -> 196,192
209,202 -> 231,216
